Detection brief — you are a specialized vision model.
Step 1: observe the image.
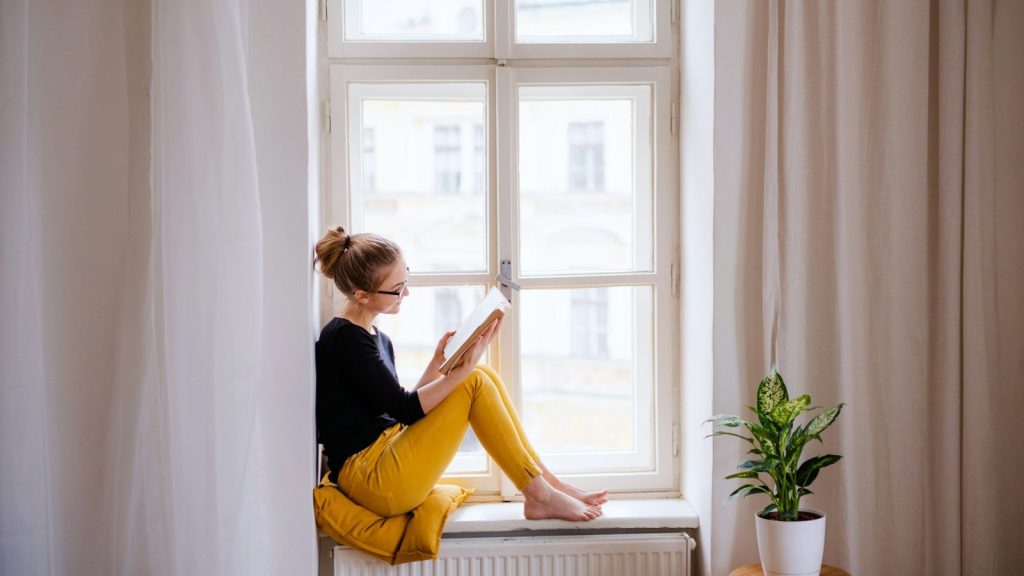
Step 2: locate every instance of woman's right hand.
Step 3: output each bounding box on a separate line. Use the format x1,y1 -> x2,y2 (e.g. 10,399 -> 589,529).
417,314 -> 504,413
449,314 -> 503,380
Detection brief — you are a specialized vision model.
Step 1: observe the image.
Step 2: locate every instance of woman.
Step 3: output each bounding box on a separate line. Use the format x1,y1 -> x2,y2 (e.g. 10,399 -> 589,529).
314,227 -> 607,522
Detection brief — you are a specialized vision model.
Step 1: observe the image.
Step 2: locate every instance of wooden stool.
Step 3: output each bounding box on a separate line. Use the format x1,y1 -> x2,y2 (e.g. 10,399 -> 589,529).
729,565 -> 850,576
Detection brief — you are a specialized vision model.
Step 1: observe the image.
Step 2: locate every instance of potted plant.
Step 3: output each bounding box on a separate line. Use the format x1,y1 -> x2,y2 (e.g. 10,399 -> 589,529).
706,367 -> 844,576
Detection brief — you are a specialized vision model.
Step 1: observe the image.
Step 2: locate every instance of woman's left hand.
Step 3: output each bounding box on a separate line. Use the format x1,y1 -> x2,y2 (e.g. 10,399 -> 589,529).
430,330 -> 457,370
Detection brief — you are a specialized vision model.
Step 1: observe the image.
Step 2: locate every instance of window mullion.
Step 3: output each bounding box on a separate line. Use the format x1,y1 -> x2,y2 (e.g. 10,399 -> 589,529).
495,66 -> 519,499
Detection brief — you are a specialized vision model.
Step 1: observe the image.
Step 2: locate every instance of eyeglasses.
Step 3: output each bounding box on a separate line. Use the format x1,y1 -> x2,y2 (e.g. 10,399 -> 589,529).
373,282 -> 408,297
372,266 -> 410,297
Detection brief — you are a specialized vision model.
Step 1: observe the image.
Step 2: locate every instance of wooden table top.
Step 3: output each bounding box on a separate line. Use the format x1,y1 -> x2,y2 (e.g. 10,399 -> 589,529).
729,565 -> 850,576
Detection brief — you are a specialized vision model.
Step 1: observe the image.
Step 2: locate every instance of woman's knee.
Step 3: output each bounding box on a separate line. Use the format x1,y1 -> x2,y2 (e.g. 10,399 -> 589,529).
457,367 -> 495,397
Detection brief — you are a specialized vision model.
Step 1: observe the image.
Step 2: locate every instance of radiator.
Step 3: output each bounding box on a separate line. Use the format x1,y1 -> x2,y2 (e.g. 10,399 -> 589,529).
329,533 -> 695,576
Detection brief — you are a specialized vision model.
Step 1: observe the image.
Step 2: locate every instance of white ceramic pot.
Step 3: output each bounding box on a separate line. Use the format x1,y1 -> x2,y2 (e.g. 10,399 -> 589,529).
754,508 -> 826,576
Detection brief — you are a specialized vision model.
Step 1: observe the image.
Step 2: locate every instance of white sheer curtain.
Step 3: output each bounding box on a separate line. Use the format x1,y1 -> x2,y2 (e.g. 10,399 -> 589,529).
0,0 -> 316,574
712,1 -> 1024,574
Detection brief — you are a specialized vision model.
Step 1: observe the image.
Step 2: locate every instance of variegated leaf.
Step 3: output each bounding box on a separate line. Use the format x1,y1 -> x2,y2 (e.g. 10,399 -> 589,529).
756,369 -> 789,418
806,403 -> 845,436
705,414 -> 745,428
770,394 -> 811,427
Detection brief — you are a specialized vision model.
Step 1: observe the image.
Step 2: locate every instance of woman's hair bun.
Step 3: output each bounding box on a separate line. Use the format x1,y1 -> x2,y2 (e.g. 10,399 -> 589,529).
313,226 -> 349,284
314,226 -> 402,297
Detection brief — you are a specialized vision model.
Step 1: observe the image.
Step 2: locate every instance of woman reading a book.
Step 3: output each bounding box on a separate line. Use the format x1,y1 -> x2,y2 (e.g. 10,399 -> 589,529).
315,226 -> 606,522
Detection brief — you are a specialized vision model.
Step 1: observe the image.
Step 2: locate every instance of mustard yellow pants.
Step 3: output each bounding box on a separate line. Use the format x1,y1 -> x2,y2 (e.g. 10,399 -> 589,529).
337,365 -> 543,517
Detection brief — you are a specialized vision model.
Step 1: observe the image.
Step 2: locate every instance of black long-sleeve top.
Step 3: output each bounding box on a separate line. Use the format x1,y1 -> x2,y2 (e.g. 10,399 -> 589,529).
316,317 -> 425,483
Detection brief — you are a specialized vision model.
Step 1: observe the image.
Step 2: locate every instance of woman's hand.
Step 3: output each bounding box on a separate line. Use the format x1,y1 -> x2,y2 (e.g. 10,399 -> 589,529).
416,314 -> 504,413
415,330 -> 456,390
449,313 -> 504,381
431,330 -> 456,369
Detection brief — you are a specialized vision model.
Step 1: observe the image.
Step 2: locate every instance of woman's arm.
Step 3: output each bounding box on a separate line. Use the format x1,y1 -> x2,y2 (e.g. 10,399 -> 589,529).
414,330 -> 456,390
416,316 -> 502,414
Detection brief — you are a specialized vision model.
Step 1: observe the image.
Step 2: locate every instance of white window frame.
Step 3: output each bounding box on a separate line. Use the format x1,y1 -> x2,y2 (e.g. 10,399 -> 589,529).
326,0 -> 674,60
496,65 -> 676,495
327,0 -> 495,59
323,5 -> 680,498
331,65 -> 503,493
497,0 -> 674,60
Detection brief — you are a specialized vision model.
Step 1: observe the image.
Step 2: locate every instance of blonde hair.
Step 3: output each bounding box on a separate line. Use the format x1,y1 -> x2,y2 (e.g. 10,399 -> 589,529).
314,226 -> 402,297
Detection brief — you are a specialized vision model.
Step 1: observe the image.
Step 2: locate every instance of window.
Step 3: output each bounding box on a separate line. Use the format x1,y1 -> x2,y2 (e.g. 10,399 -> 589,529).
473,124 -> 485,194
325,0 -> 677,495
362,127 -> 376,193
570,287 -> 609,357
435,288 -> 463,333
434,125 -> 462,194
568,121 -> 605,193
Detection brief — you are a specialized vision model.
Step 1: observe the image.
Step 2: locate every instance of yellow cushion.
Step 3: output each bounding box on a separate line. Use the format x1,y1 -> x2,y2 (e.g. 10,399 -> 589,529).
313,475 -> 472,565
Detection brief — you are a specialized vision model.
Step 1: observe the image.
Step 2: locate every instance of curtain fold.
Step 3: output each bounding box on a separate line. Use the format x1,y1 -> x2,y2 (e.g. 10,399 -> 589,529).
714,0 -> 1024,574
0,0 -> 315,574
961,1 -> 1024,573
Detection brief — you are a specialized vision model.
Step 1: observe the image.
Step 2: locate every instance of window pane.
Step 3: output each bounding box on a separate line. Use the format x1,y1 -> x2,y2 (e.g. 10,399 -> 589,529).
516,0 -> 653,43
519,286 -> 654,472
375,285 -> 488,471
518,84 -> 653,275
345,0 -> 484,41
350,83 -> 487,273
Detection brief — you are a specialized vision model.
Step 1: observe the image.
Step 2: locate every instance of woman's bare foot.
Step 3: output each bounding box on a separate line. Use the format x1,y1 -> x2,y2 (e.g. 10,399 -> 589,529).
538,464 -> 609,506
522,477 -> 601,521
549,479 -> 608,507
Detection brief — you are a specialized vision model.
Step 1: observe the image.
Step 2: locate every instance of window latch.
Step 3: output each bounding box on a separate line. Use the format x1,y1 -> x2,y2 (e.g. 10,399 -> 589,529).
496,259 -> 520,300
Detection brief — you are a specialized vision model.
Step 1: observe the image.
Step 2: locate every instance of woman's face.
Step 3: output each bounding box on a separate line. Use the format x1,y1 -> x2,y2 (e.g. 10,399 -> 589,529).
370,257 -> 410,315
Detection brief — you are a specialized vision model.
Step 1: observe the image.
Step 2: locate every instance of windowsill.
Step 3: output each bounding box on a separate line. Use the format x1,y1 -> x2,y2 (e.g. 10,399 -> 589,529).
443,498 -> 698,536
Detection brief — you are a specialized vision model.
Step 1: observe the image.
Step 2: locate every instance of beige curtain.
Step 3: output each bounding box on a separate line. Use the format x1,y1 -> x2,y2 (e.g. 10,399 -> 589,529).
713,1 -> 1024,574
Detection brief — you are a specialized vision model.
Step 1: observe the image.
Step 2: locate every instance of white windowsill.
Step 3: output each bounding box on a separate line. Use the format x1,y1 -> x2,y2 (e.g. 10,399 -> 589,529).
443,499 -> 698,535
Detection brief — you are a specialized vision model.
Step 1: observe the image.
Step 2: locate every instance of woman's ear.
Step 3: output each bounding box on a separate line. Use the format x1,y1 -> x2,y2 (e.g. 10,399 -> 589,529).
352,289 -> 371,305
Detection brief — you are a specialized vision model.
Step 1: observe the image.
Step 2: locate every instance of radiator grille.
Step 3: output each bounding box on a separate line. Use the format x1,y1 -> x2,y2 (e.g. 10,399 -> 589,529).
331,533 -> 694,576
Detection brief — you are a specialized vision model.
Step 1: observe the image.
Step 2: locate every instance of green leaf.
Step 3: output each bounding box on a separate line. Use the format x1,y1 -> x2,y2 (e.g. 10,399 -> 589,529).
806,403 -> 844,436
738,459 -> 775,473
795,454 -> 842,487
746,485 -> 772,496
727,483 -> 759,499
705,414 -> 753,430
725,470 -> 760,480
727,483 -> 772,503
756,369 -> 789,420
706,431 -> 755,444
759,502 -> 778,517
770,394 -> 811,427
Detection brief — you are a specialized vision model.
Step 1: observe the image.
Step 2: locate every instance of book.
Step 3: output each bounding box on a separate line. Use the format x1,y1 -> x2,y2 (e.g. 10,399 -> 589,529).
438,287 -> 511,375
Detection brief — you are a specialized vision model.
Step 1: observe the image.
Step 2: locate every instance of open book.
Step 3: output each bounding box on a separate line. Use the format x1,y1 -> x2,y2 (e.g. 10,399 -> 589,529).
438,287 -> 511,375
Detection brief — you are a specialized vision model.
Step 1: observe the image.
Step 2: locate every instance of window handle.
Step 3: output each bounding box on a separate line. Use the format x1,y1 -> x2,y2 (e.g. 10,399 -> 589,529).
496,259 -> 520,300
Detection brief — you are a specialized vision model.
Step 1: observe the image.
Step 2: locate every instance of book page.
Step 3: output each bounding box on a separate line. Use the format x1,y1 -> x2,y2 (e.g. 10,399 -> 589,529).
439,287 -> 511,374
